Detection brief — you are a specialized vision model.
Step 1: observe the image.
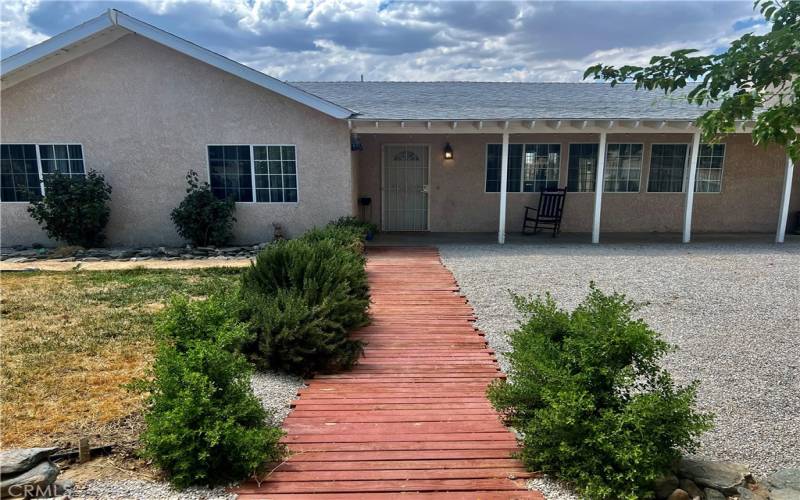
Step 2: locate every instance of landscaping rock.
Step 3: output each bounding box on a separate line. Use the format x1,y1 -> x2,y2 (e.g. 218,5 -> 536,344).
703,488 -> 726,500
0,447 -> 58,475
656,473 -> 680,499
5,257 -> 30,263
737,485 -> 769,500
667,488 -> 691,500
679,458 -> 750,495
1,243 -> 267,264
52,478 -> 76,496
679,478 -> 704,499
768,488 -> 800,500
766,469 -> 800,491
0,460 -> 58,498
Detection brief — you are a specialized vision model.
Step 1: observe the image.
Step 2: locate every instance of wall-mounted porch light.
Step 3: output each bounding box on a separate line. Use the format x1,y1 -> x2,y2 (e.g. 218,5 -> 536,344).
443,142 -> 454,160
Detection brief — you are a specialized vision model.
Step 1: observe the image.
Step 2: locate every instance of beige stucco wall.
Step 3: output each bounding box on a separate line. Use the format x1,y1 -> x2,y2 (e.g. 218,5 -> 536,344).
0,34 -> 353,247
356,133 -> 800,234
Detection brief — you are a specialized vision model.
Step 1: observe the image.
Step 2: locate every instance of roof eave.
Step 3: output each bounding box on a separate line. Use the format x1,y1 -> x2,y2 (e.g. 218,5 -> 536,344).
1,10 -> 115,77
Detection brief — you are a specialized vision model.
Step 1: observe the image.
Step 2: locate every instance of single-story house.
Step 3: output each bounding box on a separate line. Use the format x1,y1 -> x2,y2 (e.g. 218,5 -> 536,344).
1,10 -> 797,247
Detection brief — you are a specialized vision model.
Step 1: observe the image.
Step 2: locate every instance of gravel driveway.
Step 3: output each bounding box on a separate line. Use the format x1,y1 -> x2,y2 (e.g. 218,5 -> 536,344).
440,242 -> 800,478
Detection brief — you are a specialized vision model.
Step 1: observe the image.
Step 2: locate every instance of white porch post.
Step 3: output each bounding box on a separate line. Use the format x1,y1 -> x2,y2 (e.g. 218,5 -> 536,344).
498,131 -> 510,244
776,155 -> 795,243
683,131 -> 701,243
592,131 -> 607,244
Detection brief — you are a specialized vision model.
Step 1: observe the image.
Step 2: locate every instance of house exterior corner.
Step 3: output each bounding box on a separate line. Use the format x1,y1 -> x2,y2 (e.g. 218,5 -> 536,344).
0,34 -> 354,247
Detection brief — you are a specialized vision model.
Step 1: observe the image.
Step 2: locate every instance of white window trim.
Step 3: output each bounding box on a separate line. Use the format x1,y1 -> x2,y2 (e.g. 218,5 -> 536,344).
603,142 -> 644,194
694,143 -> 726,195
483,142 -> 562,194
566,142 -> 601,193
645,143 -> 691,194
0,142 -> 85,203
205,144 -> 300,204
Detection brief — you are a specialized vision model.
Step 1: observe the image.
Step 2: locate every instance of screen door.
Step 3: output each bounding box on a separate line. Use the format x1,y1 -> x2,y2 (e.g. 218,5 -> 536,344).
382,144 -> 429,231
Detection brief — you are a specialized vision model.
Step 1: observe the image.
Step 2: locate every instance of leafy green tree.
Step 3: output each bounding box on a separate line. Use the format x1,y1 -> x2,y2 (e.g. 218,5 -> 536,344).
585,0 -> 799,161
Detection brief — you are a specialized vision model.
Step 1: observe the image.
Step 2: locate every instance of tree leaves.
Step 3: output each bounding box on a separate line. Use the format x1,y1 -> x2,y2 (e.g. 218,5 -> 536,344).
585,0 -> 800,162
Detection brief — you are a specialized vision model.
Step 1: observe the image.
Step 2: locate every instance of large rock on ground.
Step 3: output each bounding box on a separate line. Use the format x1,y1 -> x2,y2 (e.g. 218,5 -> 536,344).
737,485 -> 770,500
0,448 -> 57,476
679,478 -> 703,499
768,488 -> 800,500
667,489 -> 690,500
678,458 -> 750,495
0,460 -> 58,498
704,488 -> 726,500
767,469 -> 800,491
655,473 -> 680,499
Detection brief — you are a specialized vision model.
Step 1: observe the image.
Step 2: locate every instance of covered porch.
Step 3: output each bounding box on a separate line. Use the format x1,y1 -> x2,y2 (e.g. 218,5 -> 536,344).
349,119 -> 797,244
366,231 -> 800,247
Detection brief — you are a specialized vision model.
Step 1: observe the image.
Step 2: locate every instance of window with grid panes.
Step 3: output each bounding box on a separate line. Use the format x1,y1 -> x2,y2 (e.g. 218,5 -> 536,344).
486,144 -> 559,192
1,144 -> 85,202
695,143 -> 725,193
648,144 -> 689,192
604,143 -> 643,192
567,143 -> 598,192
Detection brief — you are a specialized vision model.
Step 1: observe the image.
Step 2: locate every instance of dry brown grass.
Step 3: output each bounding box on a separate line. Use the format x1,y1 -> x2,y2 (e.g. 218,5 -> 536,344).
0,258 -> 252,272
0,267 -> 241,451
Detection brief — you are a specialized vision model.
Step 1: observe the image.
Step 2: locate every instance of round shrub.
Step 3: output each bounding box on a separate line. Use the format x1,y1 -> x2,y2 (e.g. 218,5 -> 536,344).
488,284 -> 713,500
240,236 -> 369,376
27,170 -> 112,247
171,170 -> 236,247
140,295 -> 284,488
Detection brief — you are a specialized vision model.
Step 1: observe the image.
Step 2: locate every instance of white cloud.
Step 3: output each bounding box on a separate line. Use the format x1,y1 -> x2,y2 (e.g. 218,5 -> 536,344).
0,0 -> 47,51
0,0 -> 770,82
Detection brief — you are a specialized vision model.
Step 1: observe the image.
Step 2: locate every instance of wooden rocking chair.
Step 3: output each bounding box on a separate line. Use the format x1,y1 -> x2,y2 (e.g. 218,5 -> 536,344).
522,188 -> 567,237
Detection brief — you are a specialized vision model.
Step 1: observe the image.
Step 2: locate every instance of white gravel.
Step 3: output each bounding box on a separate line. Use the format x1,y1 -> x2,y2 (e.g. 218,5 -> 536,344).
73,371 -> 303,499
440,241 -> 800,490
250,371 -> 305,424
72,480 -> 234,499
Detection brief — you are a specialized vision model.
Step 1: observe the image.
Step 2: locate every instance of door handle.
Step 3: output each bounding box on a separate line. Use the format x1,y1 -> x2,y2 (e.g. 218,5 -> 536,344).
422,185 -> 429,193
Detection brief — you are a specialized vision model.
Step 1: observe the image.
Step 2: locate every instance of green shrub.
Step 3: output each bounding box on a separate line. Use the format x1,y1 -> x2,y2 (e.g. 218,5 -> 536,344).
171,170 -> 236,247
488,285 -> 713,500
301,218 -> 376,254
240,237 -> 368,376
27,170 -> 112,247
329,216 -> 378,239
140,295 -> 284,488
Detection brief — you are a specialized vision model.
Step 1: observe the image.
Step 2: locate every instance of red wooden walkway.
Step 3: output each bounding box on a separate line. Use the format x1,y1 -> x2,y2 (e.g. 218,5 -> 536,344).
236,247 -> 542,499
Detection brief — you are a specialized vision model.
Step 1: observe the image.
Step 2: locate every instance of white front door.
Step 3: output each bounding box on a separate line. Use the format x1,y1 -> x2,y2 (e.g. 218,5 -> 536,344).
382,144 -> 430,231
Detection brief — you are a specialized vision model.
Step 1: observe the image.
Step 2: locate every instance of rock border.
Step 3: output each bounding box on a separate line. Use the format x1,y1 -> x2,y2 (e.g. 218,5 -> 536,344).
1,243 -> 269,263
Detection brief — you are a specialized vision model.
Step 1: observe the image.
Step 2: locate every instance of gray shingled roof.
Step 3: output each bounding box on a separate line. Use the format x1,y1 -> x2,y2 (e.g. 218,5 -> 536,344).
292,81 -> 714,121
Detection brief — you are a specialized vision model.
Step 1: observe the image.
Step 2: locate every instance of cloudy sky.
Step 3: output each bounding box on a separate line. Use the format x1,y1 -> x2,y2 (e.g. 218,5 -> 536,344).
1,0 -> 767,82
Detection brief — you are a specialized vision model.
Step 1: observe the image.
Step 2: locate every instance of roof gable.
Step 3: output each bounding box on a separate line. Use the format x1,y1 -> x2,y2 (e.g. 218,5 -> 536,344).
1,10 -> 353,119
